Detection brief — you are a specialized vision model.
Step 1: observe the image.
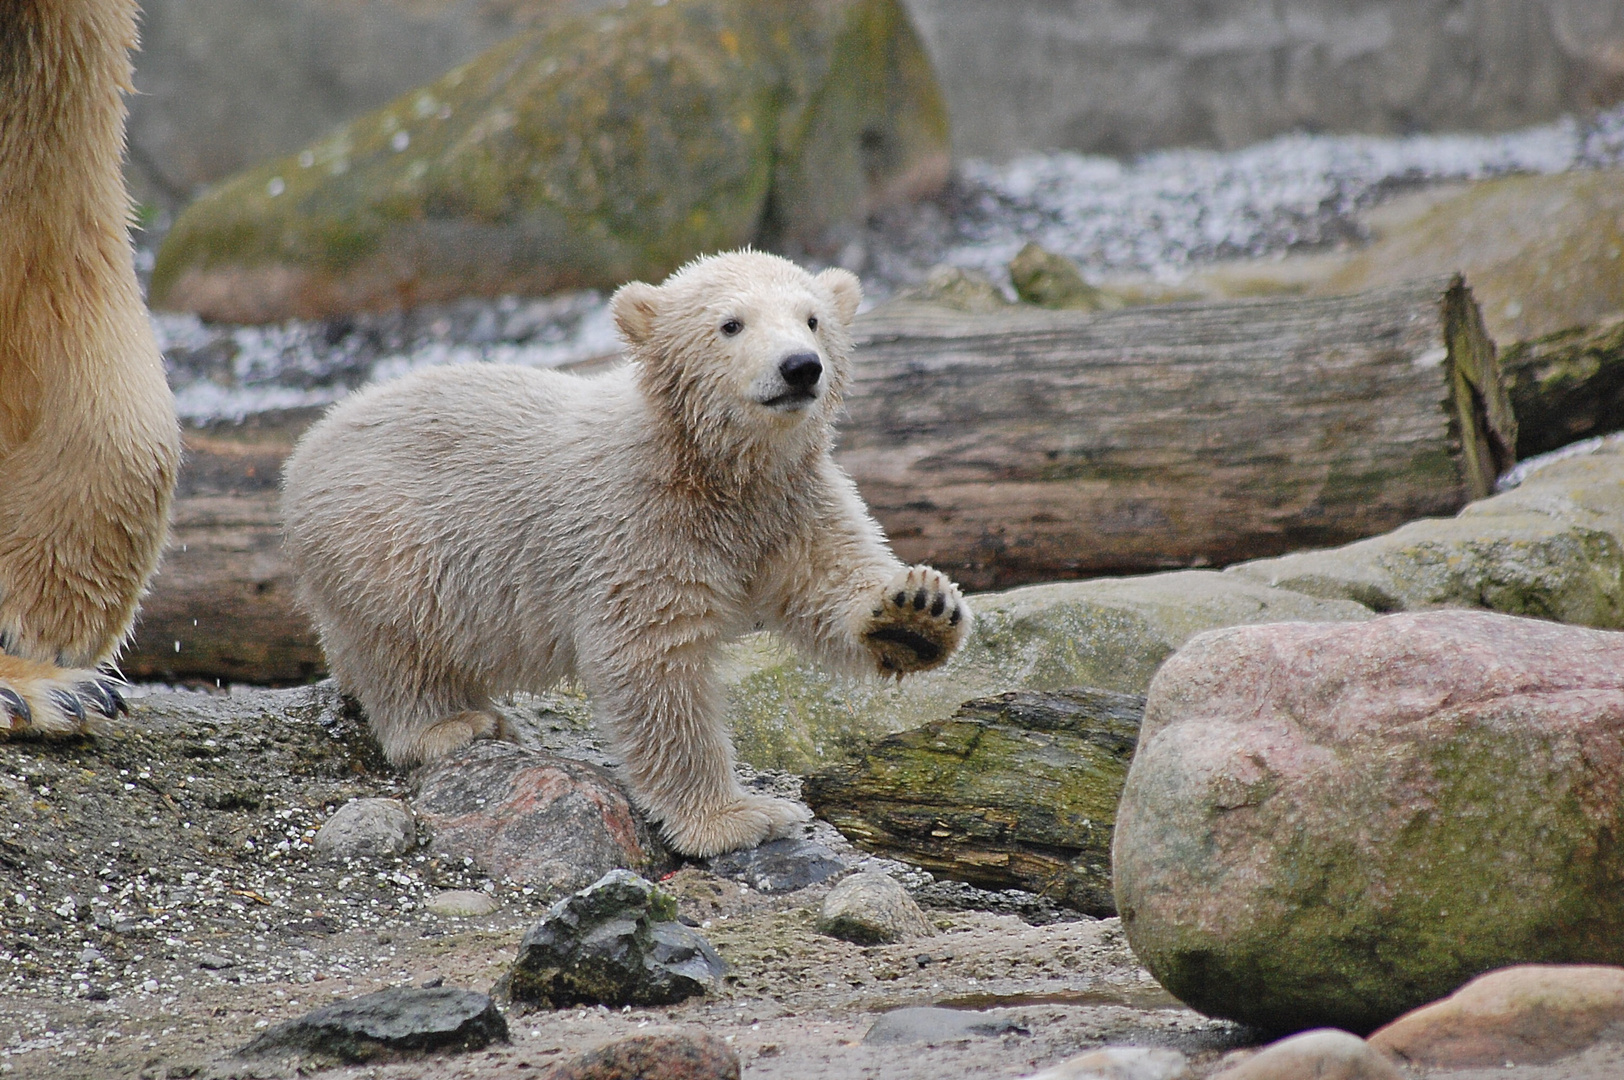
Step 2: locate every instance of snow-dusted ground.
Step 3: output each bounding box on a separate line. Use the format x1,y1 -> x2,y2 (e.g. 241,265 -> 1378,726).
155,105 -> 1624,426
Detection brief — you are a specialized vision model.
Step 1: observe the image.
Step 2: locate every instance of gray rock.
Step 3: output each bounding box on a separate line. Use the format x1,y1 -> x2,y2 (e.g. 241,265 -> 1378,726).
311,798 -> 414,862
1024,1046 -> 1191,1080
862,1006 -> 1029,1045
1227,441 -> 1624,629
233,986 -> 507,1066
501,870 -> 725,1009
818,872 -> 936,945
704,836 -> 848,894
413,742 -> 673,891
1113,610 -> 1624,1034
424,890 -> 498,918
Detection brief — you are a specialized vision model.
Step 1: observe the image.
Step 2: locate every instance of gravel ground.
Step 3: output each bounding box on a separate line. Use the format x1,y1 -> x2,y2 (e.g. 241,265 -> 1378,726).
0,684 -> 1253,1080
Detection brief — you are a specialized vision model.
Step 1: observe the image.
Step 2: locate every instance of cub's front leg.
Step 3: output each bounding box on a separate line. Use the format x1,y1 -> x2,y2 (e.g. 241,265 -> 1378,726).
861,565 -> 971,677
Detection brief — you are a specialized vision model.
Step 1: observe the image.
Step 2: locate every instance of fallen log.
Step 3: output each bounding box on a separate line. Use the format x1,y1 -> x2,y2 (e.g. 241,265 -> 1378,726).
841,274 -> 1515,589
1500,315 -> 1624,459
124,276 -> 1514,681
803,688 -> 1145,916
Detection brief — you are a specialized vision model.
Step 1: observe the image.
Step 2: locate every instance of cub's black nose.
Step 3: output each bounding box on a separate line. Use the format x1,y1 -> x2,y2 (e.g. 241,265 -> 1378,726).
779,352 -> 823,391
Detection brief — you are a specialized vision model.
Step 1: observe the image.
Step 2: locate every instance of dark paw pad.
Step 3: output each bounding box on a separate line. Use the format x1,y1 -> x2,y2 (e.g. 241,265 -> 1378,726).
865,626 -> 943,664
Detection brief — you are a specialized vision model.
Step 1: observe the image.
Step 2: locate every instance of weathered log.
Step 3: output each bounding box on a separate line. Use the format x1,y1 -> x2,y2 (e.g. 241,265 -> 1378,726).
124,420 -> 322,684
1500,315 -> 1624,459
803,688 -> 1144,916
124,276 -> 1514,681
839,274 -> 1515,589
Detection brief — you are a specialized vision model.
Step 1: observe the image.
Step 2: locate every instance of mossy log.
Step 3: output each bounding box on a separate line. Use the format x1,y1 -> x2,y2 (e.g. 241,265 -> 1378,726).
839,274 -> 1516,590
803,688 -> 1144,916
1500,315 -> 1624,459
124,422 -> 323,685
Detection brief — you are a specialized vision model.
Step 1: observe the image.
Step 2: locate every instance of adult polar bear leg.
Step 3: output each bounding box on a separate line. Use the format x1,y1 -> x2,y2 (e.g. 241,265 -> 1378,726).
0,0 -> 182,735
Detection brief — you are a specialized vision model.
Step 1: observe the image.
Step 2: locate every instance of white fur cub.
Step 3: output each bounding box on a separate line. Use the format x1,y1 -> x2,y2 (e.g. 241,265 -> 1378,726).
281,250 -> 971,856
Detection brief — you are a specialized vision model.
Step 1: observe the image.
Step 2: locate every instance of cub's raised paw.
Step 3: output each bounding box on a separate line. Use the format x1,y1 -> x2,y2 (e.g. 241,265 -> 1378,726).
0,655 -> 127,738
660,793 -> 811,858
862,565 -> 970,676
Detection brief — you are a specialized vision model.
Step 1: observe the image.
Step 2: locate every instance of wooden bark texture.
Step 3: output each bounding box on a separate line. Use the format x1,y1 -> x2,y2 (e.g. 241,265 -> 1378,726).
803,688 -> 1144,916
122,277 -> 1514,681
837,275 -> 1515,589
1501,315 -> 1624,459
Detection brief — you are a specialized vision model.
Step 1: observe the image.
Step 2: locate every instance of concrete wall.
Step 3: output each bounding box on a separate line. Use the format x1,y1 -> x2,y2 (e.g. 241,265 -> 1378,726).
124,0 -> 1624,211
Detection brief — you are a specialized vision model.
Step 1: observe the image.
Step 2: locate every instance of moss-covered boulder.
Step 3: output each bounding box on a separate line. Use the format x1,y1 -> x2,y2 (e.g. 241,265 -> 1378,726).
805,689 -> 1143,916
1008,242 -> 1120,311
722,570 -> 1370,773
1226,441 -> 1624,629
1112,610 -> 1624,1035
1322,170 -> 1624,344
151,0 -> 948,322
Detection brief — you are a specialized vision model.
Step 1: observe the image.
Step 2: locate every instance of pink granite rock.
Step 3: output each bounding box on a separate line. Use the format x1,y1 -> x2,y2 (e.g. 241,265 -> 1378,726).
1112,610 -> 1624,1034
1368,964 -> 1624,1068
413,742 -> 673,891
1210,1030 -> 1401,1080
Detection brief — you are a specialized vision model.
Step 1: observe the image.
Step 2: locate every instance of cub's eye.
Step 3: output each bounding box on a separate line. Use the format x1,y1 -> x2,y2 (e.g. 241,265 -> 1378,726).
720,318 -> 743,337
807,315 -> 819,332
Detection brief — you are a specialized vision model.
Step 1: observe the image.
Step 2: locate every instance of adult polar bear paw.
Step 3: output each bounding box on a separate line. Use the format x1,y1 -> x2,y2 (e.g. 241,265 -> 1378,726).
862,565 -> 971,676
660,793 -> 812,859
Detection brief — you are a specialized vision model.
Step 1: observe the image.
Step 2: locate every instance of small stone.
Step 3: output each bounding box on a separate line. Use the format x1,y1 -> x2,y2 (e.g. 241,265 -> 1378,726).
1023,1045 -> 1191,1080
1209,1030 -> 1401,1080
1368,964 -> 1624,1068
425,890 -> 498,918
311,798 -> 414,862
501,869 -> 725,1008
414,743 -> 672,892
862,1006 -> 1029,1045
233,986 -> 507,1066
544,1031 -> 740,1080
705,835 -> 847,893
817,872 -> 935,945
1009,242 -> 1120,311
197,952 -> 236,971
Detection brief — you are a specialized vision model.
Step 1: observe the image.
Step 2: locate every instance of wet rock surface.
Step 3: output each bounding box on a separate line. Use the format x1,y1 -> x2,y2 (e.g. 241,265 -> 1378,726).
413,741 -> 673,893
501,870 -> 727,1009
231,985 -> 508,1067
862,1006 -> 1029,1045
806,689 -> 1144,915
542,1031 -> 740,1080
1367,964 -> 1624,1069
703,835 -> 849,894
1114,610 -> 1624,1035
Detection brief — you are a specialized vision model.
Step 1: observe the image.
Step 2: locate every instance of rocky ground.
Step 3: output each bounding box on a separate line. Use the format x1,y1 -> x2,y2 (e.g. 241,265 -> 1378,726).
0,683 -> 1253,1080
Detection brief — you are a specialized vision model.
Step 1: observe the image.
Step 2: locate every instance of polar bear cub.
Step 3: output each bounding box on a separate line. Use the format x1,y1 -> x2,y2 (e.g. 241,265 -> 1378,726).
281,250 -> 971,856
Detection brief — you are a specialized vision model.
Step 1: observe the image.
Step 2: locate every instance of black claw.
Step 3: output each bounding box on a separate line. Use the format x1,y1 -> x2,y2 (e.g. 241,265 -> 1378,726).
49,689 -> 85,725
77,680 -> 126,718
0,688 -> 30,727
930,593 -> 946,617
871,607 -> 884,617
912,589 -> 927,611
893,591 -> 907,607
949,605 -> 962,626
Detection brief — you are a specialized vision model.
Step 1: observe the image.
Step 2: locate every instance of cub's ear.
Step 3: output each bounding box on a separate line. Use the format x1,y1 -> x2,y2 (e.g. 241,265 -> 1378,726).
611,281 -> 661,346
815,267 -> 862,326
